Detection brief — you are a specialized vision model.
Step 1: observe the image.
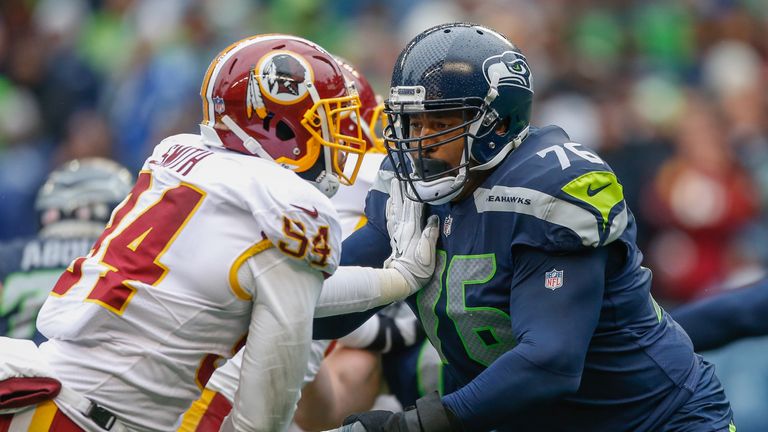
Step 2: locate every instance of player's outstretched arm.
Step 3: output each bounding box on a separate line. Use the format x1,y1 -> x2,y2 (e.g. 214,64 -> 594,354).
222,249 -> 323,432
294,346 -> 382,430
671,276 -> 768,351
314,181 -> 439,319
313,223 -> 391,340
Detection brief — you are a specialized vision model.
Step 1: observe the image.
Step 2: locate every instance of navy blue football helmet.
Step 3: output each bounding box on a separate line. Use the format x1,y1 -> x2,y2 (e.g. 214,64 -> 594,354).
384,22 -> 533,203
35,158 -> 134,237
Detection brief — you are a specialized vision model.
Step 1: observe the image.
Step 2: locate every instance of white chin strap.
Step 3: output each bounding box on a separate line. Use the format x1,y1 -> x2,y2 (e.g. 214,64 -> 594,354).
222,113 -> 341,197
410,165 -> 466,205
313,142 -> 339,198
307,84 -> 341,198
220,115 -> 275,161
471,125 -> 530,172
313,171 -> 340,198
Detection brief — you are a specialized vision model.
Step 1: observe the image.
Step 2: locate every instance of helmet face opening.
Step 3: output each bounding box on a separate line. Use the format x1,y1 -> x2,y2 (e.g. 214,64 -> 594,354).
300,93 -> 367,185
384,103 -> 480,202
384,22 -> 534,203
35,158 -> 134,237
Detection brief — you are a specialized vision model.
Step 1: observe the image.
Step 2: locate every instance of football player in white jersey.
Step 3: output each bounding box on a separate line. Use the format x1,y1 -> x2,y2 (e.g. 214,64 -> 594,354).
0,34 -> 438,432
179,56 -> 400,432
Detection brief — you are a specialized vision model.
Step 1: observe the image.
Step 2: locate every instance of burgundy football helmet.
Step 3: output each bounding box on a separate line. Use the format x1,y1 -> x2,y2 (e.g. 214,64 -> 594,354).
200,34 -> 366,197
335,56 -> 387,154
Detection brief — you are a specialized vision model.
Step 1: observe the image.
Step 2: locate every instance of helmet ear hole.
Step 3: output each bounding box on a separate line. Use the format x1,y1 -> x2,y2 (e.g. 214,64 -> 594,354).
276,120 -> 295,141
495,117 -> 510,136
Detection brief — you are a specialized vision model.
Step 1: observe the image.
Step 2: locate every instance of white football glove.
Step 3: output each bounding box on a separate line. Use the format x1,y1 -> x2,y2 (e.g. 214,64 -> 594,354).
384,179 -> 440,295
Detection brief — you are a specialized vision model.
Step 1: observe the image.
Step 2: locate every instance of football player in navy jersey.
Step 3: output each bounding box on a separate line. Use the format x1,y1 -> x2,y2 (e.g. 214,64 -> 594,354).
316,22 -> 735,431
0,158 -> 133,344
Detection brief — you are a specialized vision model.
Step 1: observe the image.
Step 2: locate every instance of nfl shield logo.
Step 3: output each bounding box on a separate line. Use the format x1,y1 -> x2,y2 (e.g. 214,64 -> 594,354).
544,269 -> 563,290
443,214 -> 453,236
213,96 -> 225,114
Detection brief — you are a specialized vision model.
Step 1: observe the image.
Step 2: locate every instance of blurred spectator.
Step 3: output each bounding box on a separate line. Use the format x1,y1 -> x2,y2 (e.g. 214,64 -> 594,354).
643,96 -> 760,303
0,0 -> 765,285
0,79 -> 50,240
53,110 -> 115,166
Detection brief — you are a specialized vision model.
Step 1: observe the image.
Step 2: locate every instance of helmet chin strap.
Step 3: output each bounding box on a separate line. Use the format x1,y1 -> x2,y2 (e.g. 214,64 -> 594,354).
410,156 -> 467,204
305,145 -> 339,198
411,174 -> 464,204
306,82 -> 342,198
220,115 -> 275,161
312,167 -> 340,198
472,125 -> 529,172
222,97 -> 341,197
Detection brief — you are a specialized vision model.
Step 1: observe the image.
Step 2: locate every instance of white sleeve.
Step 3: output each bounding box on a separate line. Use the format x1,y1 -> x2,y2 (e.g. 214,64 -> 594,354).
303,340 -> 331,386
210,339 -> 330,406
229,249 -> 323,432
313,266 -> 410,318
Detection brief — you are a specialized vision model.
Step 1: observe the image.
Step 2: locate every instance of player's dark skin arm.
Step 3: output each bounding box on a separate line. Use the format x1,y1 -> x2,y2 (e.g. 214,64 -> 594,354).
442,246 -> 607,430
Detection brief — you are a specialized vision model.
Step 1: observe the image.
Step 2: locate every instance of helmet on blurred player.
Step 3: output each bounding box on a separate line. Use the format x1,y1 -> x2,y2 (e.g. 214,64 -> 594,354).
385,22 -> 533,204
335,56 -> 387,154
35,158 -> 134,238
200,34 -> 367,197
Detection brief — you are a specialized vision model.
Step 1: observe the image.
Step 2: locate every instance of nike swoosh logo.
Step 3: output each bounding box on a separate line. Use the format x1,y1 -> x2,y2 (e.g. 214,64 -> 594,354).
291,204 -> 319,218
586,182 -> 611,197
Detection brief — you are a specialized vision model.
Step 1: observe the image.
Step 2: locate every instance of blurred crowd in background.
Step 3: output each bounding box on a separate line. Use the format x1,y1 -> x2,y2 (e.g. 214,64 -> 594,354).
0,0 -> 768,304
3,0 -> 768,304
1,0 -> 768,428
1,0 -> 768,326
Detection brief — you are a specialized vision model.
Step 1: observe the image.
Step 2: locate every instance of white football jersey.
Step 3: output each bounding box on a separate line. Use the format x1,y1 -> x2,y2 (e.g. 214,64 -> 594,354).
36,133 -> 342,431
330,152 -> 387,239
177,151 -> 385,431
199,151 -> 382,397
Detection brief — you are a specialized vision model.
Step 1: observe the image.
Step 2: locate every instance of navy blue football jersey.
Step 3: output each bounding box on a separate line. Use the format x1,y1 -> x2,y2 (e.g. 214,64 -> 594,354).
0,236 -> 95,343
382,338 -> 450,408
361,126 -> 732,431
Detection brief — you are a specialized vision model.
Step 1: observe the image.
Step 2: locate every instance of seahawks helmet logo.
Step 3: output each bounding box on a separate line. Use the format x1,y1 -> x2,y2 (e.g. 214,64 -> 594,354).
482,51 -> 533,93
256,51 -> 312,104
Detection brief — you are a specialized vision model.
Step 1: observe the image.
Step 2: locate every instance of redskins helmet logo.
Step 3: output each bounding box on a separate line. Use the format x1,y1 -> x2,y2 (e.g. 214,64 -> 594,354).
482,51 -> 533,93
255,51 -> 313,105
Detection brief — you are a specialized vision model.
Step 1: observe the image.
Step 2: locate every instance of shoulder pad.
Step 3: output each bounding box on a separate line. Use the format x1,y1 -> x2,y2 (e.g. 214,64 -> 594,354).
259,187 -> 342,274
480,135 -> 628,249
